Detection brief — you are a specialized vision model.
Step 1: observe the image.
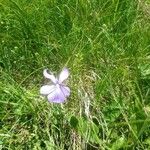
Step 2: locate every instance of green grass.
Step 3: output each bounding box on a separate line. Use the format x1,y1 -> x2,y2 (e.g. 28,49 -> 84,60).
0,0 -> 150,149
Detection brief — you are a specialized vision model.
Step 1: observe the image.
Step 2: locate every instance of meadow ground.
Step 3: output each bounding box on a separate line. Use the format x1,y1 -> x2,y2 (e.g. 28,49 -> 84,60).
0,0 -> 150,149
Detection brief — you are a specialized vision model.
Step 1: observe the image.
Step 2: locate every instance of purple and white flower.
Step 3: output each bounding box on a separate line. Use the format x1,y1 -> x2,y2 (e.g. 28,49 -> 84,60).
40,68 -> 70,103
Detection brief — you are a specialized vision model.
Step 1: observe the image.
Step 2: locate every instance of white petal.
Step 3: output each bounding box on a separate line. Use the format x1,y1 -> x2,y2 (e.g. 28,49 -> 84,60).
60,86 -> 70,97
47,86 -> 66,103
40,85 -> 56,95
43,69 -> 57,83
59,68 -> 69,83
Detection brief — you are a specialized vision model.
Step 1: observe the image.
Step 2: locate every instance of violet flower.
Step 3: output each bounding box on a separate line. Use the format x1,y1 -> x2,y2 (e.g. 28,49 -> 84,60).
40,68 -> 70,103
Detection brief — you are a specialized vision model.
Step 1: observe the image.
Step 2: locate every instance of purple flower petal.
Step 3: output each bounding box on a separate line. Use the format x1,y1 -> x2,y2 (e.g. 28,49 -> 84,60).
60,85 -> 70,97
43,69 -> 57,83
47,86 -> 66,103
40,85 -> 56,95
59,68 -> 69,83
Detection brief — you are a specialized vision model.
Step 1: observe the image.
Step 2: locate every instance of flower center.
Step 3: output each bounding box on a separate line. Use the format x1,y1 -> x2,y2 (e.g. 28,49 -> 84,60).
56,83 -> 60,88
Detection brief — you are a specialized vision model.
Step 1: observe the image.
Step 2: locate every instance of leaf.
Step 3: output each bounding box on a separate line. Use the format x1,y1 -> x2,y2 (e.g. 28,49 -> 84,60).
77,117 -> 100,144
88,122 -> 100,143
144,138 -> 150,145
111,137 -> 126,150
139,63 -> 150,79
103,100 -> 121,123
70,116 -> 79,129
44,139 -> 55,150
